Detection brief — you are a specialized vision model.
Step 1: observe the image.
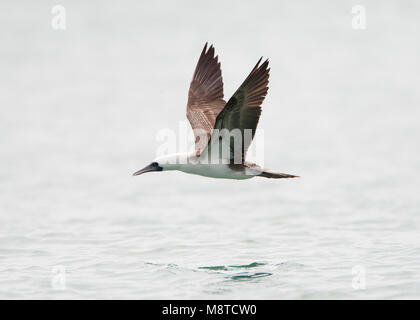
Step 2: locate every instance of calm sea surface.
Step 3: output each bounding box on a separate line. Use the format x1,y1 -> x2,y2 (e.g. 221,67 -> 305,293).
1,0 -> 419,299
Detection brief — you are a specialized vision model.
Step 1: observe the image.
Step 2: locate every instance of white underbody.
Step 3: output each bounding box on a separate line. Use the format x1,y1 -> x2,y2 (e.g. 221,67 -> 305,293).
155,152 -> 262,180
178,163 -> 256,180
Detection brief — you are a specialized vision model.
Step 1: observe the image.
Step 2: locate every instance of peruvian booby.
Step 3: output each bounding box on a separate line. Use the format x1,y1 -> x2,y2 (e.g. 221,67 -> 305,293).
133,43 -> 298,180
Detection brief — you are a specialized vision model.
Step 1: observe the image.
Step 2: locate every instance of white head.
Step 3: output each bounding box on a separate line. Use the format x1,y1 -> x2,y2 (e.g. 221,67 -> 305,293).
132,153 -> 190,176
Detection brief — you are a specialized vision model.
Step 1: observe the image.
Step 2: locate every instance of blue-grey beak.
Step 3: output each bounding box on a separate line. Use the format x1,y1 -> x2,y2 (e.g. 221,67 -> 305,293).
132,162 -> 163,176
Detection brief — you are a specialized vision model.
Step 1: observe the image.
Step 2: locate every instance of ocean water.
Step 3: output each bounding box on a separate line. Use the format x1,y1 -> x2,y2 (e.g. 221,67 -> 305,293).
1,0 -> 420,299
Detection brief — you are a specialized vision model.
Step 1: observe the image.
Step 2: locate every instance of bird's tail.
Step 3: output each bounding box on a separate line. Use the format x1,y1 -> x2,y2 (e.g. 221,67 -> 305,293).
258,170 -> 299,179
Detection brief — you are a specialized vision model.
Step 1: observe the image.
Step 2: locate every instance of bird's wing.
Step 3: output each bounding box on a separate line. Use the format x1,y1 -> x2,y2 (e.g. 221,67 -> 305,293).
207,58 -> 270,163
187,43 -> 226,155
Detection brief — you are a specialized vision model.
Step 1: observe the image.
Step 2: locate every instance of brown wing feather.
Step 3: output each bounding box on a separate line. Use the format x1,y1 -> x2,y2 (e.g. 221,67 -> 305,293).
187,43 -> 226,154
212,58 -> 270,162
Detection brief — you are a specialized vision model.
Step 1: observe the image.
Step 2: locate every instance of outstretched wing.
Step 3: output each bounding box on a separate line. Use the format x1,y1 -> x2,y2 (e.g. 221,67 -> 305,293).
187,43 -> 226,155
209,58 -> 270,163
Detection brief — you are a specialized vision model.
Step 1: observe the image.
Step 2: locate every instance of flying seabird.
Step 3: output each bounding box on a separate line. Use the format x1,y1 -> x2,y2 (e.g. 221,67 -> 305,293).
133,43 -> 298,180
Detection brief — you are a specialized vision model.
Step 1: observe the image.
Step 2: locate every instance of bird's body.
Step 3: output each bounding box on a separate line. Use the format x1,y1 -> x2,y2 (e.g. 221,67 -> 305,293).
153,152 -> 258,180
133,43 -> 298,180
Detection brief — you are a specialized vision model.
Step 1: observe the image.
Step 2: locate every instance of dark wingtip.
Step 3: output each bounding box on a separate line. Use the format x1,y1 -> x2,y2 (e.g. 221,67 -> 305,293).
252,56 -> 270,73
201,42 -> 208,56
261,58 -> 269,69
208,44 -> 215,56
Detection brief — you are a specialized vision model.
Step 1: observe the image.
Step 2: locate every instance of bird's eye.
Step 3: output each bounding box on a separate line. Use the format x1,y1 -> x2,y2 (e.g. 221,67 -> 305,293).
151,162 -> 158,167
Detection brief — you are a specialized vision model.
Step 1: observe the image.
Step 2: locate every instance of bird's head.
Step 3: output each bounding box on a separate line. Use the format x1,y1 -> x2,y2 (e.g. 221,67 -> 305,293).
132,161 -> 163,176
132,153 -> 188,176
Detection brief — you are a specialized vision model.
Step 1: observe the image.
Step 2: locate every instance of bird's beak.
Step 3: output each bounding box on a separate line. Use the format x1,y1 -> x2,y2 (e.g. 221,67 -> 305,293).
132,163 -> 162,176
